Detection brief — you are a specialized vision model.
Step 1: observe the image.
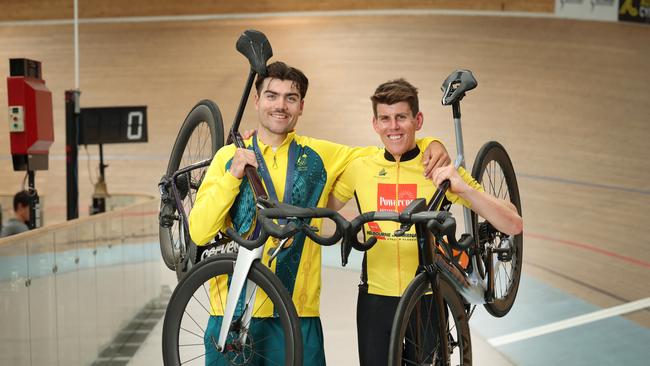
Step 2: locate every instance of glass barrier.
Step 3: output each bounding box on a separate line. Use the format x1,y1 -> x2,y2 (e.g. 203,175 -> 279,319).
0,197 -> 161,366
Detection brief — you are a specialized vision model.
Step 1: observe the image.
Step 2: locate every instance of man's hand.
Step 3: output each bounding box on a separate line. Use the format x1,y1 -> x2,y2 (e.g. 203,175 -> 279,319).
241,129 -> 257,140
431,165 -> 469,195
422,141 -> 451,178
229,148 -> 258,179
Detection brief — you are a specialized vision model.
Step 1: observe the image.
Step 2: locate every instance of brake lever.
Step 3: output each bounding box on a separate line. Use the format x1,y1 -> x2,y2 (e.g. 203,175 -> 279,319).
267,237 -> 292,266
394,223 -> 413,237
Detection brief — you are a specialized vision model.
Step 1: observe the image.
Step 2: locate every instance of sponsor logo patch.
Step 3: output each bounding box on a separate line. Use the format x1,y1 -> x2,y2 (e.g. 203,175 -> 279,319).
377,183 -> 417,212
369,183 -> 418,240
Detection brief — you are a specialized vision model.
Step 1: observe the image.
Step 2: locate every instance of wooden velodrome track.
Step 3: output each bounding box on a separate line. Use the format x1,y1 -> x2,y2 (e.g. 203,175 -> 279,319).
1,8 -> 649,363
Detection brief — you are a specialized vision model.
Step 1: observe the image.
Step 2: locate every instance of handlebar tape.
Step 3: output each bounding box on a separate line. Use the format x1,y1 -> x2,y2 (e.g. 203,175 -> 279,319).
225,226 -> 268,250
260,204 -> 350,246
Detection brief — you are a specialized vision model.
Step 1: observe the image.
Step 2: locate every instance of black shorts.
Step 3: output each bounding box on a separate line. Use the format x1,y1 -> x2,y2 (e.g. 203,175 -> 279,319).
356,287 -> 439,366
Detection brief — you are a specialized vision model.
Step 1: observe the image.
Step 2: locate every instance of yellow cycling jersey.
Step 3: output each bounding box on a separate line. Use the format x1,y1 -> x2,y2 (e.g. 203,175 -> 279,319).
189,131 -> 438,316
332,145 -> 483,297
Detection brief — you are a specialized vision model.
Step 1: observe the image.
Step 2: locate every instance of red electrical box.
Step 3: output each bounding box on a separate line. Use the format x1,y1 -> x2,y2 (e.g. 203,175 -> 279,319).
7,58 -> 54,171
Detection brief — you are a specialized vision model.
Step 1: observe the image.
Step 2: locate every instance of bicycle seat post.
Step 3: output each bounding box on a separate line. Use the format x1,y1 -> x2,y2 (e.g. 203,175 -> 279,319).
451,101 -> 465,170
450,101 -> 473,236
441,69 -> 478,235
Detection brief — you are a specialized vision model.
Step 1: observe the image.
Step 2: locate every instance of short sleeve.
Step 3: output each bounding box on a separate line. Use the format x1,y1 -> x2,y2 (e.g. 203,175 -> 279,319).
331,159 -> 359,203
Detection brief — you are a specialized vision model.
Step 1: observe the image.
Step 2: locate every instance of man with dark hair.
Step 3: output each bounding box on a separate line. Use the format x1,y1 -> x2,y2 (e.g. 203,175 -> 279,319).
1,190 -> 30,237
189,63 -> 451,365
328,78 -> 522,366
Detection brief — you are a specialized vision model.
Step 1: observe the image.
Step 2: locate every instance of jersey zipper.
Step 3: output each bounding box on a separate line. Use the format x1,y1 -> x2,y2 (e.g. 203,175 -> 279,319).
395,160 -> 402,295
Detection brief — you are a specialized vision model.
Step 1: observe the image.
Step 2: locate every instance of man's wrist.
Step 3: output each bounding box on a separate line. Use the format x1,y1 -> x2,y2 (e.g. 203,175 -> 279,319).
225,170 -> 243,184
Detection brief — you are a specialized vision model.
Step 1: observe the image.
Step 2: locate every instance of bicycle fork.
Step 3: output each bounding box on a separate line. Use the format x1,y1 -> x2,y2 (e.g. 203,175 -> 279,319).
216,245 -> 263,352
418,222 -> 451,365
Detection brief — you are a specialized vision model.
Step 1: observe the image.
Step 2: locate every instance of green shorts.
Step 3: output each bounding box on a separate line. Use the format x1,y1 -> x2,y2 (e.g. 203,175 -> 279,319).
204,315 -> 326,366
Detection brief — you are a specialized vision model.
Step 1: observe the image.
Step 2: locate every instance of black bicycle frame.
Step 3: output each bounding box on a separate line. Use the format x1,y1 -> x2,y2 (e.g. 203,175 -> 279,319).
168,158 -> 213,240
415,219 -> 450,364
414,181 -> 453,364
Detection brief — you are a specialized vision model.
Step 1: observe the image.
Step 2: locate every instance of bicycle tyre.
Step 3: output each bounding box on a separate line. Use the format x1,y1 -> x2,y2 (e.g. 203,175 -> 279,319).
388,273 -> 472,366
471,141 -> 523,317
159,100 -> 224,277
162,254 -> 303,366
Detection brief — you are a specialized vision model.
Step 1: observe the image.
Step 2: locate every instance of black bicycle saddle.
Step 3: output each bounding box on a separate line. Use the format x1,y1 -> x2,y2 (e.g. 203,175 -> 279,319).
236,29 -> 273,76
440,70 -> 478,106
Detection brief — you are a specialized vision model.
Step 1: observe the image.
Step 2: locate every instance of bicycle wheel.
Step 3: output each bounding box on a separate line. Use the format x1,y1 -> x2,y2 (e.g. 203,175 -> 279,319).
471,141 -> 523,317
389,273 -> 472,366
162,254 -> 303,366
159,100 -> 224,278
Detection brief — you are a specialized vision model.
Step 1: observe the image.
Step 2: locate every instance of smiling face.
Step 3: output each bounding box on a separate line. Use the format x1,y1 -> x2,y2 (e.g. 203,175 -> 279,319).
254,77 -> 304,144
373,101 -> 423,159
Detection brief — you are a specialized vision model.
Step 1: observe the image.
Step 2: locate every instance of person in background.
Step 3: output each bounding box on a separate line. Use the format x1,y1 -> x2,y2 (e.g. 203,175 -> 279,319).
1,190 -> 30,237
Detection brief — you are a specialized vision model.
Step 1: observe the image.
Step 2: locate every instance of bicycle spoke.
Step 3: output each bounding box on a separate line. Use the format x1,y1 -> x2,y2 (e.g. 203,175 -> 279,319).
191,292 -> 212,316
180,326 -> 205,340
179,343 -> 205,347
251,292 -> 271,319
214,276 -> 226,314
183,309 -> 207,335
496,166 -> 506,200
250,344 -> 284,366
180,352 -> 206,365
485,163 -> 496,195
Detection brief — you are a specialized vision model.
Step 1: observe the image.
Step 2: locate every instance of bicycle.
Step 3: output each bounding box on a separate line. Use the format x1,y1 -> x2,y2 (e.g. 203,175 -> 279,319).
355,69 -> 522,365
162,196 -> 353,366
437,70 -> 523,319
158,100 -> 224,279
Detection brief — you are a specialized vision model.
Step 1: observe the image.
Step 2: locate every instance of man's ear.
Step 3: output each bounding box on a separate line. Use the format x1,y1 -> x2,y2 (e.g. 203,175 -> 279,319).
372,116 -> 380,133
299,99 -> 304,115
415,111 -> 424,131
254,93 -> 260,110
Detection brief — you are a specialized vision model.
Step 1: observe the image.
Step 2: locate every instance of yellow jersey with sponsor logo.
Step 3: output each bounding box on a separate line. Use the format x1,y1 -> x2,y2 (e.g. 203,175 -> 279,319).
332,146 -> 483,297
189,132 -> 438,316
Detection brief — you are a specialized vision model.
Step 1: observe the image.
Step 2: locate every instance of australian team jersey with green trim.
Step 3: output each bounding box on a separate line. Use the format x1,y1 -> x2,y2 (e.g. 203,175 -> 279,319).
332,145 -> 483,297
189,132 -> 438,316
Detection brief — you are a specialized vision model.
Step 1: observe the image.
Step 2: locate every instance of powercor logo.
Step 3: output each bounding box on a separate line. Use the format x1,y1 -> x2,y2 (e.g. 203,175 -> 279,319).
377,183 -> 417,213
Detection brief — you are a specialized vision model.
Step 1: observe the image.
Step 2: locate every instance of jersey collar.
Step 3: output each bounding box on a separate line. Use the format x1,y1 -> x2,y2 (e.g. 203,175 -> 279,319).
384,146 -> 420,162
247,131 -> 296,154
